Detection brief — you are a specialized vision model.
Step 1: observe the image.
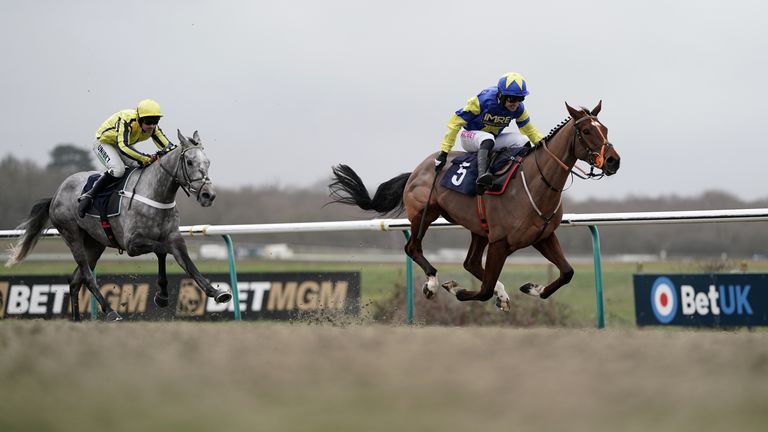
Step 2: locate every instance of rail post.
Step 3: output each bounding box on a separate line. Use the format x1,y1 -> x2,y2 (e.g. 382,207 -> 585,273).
222,234 -> 242,321
588,225 -> 605,329
90,273 -> 98,320
403,230 -> 414,324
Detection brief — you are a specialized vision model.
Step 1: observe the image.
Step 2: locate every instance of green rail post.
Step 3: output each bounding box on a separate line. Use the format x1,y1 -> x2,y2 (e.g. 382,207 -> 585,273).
588,225 -> 605,329
403,230 -> 414,324
222,234 -> 242,321
89,270 -> 98,320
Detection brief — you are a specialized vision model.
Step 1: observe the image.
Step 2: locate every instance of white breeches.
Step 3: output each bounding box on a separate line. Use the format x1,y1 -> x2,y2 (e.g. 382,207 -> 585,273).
458,129 -> 529,152
93,141 -> 140,177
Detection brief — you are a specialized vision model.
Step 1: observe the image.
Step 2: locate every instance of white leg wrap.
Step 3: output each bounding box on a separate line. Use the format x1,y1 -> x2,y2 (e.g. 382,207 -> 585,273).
494,281 -> 510,302
426,275 -> 439,295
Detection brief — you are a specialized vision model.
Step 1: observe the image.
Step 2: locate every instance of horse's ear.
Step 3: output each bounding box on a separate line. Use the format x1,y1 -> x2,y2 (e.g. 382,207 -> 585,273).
591,100 -> 602,116
565,102 -> 580,118
177,129 -> 189,146
192,130 -> 201,145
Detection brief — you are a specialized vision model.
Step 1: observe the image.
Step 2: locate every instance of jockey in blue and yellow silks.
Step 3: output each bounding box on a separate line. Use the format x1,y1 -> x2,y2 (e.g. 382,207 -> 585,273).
77,99 -> 175,218
435,72 -> 544,194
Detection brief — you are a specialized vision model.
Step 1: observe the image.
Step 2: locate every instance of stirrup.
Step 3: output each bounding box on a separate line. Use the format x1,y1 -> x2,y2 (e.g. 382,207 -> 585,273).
477,172 -> 493,185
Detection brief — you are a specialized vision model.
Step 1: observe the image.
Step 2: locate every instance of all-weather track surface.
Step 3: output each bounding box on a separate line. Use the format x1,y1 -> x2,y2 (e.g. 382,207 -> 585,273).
1,321 -> 766,432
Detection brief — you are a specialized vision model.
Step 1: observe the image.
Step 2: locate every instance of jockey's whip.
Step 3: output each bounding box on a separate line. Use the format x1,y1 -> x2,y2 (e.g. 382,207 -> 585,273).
416,170 -> 439,241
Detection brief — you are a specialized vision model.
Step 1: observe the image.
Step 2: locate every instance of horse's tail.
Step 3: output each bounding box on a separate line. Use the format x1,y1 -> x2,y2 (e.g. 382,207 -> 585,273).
5,198 -> 53,268
328,165 -> 410,217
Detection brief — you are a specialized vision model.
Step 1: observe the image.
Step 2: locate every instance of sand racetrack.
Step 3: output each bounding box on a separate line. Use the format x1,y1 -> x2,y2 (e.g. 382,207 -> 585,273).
0,321 -> 766,432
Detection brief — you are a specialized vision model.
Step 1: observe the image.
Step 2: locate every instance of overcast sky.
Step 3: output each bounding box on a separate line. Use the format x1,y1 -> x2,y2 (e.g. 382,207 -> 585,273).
2,0 -> 767,202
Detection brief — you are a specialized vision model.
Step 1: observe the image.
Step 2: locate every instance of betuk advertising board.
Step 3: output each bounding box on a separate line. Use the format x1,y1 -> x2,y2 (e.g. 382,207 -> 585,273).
634,274 -> 768,327
0,272 -> 359,321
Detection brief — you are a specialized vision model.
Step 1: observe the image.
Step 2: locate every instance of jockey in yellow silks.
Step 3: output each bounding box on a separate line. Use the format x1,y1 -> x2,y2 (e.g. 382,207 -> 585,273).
77,99 -> 175,218
435,72 -> 544,194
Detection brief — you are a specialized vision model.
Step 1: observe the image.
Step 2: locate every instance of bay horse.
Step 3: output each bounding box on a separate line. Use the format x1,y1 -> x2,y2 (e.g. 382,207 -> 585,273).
5,130 -> 232,321
329,102 -> 620,311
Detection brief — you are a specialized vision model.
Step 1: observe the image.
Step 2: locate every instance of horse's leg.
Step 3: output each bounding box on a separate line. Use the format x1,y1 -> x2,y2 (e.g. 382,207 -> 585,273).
462,232 -> 487,280
60,228 -> 120,321
167,232 -> 231,303
81,235 -> 119,320
67,268 -> 83,322
405,212 -> 440,299
454,239 -> 510,303
154,253 -> 169,308
440,233 -> 511,311
520,233 -> 574,299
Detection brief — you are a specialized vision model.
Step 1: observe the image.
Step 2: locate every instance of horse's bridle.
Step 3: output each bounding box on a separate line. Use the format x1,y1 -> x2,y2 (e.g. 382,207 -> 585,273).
157,145 -> 212,200
571,114 -> 613,177
538,113 -> 613,183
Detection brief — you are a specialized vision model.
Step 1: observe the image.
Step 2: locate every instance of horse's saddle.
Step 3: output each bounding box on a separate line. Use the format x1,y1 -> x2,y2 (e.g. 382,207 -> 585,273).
81,169 -> 137,218
440,146 -> 529,196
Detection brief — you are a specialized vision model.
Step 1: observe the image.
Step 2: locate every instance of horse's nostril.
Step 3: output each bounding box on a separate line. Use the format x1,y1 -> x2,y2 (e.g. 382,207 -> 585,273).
201,192 -> 211,201
605,157 -> 620,174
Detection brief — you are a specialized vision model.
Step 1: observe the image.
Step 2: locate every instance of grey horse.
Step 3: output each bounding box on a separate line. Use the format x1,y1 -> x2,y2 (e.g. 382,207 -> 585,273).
5,130 -> 232,321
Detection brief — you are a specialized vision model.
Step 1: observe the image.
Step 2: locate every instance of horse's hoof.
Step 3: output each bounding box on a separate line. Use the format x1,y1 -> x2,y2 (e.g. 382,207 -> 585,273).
105,311 -> 123,321
496,297 -> 511,312
215,291 -> 232,304
154,293 -> 169,308
422,284 -> 435,299
441,280 -> 460,296
520,283 -> 543,297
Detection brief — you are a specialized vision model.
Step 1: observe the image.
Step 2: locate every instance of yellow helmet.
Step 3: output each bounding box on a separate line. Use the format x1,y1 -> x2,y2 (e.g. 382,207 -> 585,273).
137,99 -> 163,119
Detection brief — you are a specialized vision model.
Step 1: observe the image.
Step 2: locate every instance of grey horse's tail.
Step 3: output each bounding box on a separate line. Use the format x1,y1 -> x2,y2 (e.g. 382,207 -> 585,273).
5,198 -> 53,267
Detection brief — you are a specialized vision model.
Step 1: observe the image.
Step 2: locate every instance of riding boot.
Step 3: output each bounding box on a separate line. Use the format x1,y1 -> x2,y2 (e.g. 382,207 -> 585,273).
77,172 -> 117,218
475,140 -> 495,195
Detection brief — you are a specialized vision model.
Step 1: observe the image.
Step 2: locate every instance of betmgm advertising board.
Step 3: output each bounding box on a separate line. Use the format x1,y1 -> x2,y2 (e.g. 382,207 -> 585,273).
0,272 -> 359,321
634,274 -> 768,327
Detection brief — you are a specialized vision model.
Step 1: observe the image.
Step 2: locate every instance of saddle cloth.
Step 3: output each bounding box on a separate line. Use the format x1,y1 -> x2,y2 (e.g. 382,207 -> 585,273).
440,146 -> 528,196
81,169 -> 138,218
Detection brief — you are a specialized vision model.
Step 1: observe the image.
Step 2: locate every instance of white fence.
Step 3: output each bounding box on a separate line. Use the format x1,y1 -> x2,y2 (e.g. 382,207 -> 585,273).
3,208 -> 768,326
4,207 -> 768,238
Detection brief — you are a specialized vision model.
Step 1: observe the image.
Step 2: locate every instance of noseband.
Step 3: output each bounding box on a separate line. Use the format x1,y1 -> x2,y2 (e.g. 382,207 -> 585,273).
572,115 -> 613,176
157,145 -> 212,200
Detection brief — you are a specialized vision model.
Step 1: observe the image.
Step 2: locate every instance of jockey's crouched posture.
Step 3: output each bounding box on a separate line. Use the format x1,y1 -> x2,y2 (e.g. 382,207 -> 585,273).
77,99 -> 175,218
435,72 -> 545,194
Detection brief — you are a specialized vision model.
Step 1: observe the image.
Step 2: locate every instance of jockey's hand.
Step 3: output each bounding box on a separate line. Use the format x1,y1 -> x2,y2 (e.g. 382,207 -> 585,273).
435,151 -> 448,172
144,154 -> 159,166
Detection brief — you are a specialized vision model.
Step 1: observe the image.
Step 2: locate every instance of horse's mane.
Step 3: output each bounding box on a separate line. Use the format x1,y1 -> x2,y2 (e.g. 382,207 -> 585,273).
542,117 -> 571,143
540,106 -> 592,144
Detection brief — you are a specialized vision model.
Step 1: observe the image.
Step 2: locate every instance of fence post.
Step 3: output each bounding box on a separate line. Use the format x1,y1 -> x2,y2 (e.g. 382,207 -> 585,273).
222,234 -> 242,321
90,272 -> 98,320
403,230 -> 414,324
588,225 -> 605,329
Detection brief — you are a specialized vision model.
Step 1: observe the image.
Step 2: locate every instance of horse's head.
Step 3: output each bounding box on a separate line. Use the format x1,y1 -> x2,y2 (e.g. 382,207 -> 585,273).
174,130 -> 216,206
565,101 -> 621,176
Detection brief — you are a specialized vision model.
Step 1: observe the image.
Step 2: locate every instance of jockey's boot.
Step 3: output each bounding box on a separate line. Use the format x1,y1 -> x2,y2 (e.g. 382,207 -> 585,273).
475,140 -> 495,195
77,172 -> 117,218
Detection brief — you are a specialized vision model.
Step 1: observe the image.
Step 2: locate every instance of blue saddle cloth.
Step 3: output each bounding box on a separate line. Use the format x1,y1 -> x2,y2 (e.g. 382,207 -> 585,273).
440,146 -> 528,196
81,169 -> 136,217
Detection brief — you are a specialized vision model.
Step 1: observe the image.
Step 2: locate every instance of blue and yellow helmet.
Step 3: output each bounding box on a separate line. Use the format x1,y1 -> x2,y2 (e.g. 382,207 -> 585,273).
497,72 -> 529,97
